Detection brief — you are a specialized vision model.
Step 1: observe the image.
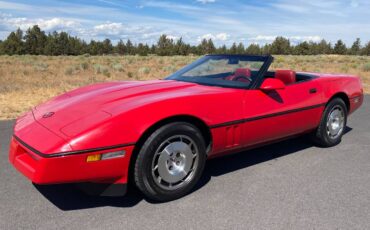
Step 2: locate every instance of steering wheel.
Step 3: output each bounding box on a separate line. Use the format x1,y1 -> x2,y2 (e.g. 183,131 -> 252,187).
232,75 -> 252,82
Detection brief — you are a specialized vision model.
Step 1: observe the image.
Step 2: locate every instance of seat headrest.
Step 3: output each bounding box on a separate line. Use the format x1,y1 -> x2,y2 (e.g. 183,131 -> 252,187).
275,70 -> 296,85
234,68 -> 251,77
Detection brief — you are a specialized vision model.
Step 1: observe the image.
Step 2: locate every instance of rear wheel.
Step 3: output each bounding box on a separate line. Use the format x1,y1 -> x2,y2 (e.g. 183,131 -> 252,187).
134,122 -> 206,201
311,98 -> 347,147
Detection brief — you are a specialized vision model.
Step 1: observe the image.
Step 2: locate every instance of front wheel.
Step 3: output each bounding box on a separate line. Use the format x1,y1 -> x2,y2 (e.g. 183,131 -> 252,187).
311,98 -> 347,147
134,122 -> 206,201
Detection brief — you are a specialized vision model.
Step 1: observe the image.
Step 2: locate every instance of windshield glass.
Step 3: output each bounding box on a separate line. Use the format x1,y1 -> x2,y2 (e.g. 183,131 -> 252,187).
166,55 -> 271,89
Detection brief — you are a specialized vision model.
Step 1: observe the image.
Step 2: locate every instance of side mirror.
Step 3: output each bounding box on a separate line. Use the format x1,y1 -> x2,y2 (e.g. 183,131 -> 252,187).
260,78 -> 285,91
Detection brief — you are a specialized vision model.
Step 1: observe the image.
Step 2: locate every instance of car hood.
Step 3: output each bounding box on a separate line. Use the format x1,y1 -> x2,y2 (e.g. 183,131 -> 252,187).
32,80 -> 198,139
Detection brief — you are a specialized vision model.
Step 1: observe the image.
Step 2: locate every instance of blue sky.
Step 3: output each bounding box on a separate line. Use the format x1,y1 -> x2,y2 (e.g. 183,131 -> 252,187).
0,0 -> 369,46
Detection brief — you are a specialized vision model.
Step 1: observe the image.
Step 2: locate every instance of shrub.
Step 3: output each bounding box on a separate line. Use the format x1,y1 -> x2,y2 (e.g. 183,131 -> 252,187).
93,64 -> 102,74
340,66 -> 349,73
112,63 -> 124,72
362,63 -> 370,72
138,67 -> 151,74
80,62 -> 89,70
163,65 -> 176,72
127,72 -> 134,78
101,67 -> 110,77
65,67 -> 73,75
34,63 -> 48,72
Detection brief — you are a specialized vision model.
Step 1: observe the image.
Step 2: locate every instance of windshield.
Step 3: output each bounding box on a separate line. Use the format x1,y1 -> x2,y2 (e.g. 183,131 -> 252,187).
166,55 -> 271,89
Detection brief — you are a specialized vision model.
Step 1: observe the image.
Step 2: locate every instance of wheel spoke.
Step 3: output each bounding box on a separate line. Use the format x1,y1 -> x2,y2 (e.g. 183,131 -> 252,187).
326,106 -> 345,139
151,134 -> 200,191
152,165 -> 158,172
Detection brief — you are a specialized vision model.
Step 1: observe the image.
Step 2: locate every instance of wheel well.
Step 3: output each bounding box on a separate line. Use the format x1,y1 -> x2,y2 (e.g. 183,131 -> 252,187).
127,115 -> 212,185
329,92 -> 350,111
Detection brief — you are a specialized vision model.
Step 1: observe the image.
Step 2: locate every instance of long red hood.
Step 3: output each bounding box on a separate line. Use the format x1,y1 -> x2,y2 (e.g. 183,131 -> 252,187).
32,80 -> 198,138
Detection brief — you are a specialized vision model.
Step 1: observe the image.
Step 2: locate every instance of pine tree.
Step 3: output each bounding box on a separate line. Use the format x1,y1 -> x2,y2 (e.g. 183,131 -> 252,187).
236,42 -> 245,54
2,28 -> 24,55
246,44 -> 261,55
116,39 -> 126,55
262,44 -> 272,54
270,37 -> 290,54
102,39 -> 113,54
362,41 -> 370,56
230,42 -> 238,54
294,41 -> 310,55
0,40 -> 3,54
175,37 -> 189,55
137,43 -> 149,56
156,35 -> 174,56
198,39 -> 208,55
126,39 -> 134,55
316,39 -> 332,54
217,44 -> 227,54
333,40 -> 347,54
350,38 -> 361,55
44,32 -> 58,55
24,25 -> 47,55
150,44 -> 156,54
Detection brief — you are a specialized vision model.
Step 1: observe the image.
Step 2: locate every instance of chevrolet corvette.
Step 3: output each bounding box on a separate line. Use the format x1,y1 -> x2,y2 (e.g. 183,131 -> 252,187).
9,55 -> 363,201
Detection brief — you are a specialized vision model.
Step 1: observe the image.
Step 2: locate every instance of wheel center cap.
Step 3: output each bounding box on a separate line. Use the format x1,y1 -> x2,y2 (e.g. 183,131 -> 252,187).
157,142 -> 193,183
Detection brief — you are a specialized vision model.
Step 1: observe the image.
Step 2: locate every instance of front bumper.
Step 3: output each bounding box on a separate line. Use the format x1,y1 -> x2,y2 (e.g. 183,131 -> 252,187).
9,136 -> 134,185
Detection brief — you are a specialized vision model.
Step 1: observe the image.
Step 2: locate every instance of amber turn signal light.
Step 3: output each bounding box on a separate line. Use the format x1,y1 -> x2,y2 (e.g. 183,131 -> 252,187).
86,154 -> 101,162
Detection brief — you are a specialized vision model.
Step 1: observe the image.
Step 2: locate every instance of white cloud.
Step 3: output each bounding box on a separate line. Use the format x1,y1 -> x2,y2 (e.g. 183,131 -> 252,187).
249,35 -> 322,44
166,35 -> 179,41
216,33 -> 229,41
94,22 -> 124,35
0,14 -> 80,31
196,0 -> 216,4
290,36 -> 322,43
198,33 -> 230,42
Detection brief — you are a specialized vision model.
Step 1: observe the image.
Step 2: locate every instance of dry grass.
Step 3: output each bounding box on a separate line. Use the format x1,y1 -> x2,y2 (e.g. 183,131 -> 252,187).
0,55 -> 369,120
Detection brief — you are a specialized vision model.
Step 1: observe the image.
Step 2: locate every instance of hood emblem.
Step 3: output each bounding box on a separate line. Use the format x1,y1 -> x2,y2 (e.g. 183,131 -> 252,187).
42,112 -> 55,118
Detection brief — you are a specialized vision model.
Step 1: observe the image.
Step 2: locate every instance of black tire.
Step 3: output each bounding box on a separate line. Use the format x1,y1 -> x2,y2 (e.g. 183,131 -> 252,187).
134,122 -> 206,202
311,98 -> 347,147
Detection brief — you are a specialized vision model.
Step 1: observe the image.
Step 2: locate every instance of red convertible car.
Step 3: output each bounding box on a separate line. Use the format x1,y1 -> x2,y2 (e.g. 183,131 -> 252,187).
9,55 -> 363,201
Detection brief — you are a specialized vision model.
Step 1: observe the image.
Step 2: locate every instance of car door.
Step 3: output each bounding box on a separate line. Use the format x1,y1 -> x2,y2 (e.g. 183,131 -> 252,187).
240,79 -> 324,147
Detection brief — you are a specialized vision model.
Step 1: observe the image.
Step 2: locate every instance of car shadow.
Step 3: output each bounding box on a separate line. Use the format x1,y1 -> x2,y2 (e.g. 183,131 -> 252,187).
34,183 -> 144,210
35,127 -> 352,210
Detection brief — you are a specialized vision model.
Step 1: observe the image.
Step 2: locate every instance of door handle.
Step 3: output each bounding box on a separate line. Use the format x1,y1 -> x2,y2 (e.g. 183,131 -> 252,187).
309,88 -> 317,94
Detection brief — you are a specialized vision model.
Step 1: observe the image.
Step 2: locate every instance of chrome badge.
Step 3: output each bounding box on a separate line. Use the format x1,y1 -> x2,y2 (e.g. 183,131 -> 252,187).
42,112 -> 55,118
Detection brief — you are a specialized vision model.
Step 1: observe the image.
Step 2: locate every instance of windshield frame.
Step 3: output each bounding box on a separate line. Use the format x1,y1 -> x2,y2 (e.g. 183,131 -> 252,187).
165,54 -> 273,89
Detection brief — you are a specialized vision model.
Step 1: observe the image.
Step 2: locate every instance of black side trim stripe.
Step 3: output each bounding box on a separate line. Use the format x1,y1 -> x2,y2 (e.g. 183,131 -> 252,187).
13,135 -> 135,158
210,103 -> 326,129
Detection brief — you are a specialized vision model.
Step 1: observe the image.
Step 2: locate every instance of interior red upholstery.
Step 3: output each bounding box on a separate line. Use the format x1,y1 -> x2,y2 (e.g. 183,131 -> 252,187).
225,68 -> 251,82
234,68 -> 251,78
275,70 -> 296,85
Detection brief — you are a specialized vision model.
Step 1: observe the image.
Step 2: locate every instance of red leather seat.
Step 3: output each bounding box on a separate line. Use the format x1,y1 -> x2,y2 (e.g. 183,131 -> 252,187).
275,70 -> 296,85
234,68 -> 251,78
225,68 -> 251,82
